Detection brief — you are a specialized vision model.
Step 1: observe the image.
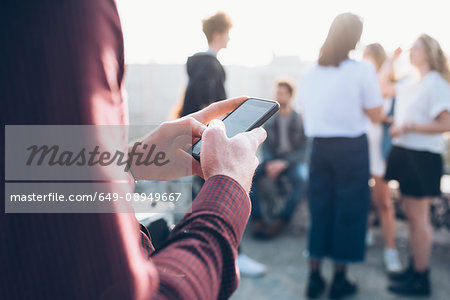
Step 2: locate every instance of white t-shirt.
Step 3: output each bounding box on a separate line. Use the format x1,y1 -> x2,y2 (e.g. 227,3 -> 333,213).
393,71 -> 450,153
296,60 -> 382,138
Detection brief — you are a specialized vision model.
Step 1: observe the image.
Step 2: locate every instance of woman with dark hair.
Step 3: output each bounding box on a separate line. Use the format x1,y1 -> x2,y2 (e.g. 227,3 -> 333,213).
297,13 -> 383,299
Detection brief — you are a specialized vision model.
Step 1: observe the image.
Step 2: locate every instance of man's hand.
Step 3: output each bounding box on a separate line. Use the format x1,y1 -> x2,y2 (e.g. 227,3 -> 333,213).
130,97 -> 250,181
265,159 -> 288,180
200,119 -> 267,193
129,116 -> 206,181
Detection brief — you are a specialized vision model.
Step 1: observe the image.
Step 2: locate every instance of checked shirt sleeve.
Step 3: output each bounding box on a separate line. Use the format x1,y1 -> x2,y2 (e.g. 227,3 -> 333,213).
149,175 -> 250,300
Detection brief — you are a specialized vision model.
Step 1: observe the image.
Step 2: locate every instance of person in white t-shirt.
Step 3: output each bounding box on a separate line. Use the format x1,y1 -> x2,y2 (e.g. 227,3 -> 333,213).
380,34 -> 450,297
363,43 -> 402,273
296,13 -> 383,299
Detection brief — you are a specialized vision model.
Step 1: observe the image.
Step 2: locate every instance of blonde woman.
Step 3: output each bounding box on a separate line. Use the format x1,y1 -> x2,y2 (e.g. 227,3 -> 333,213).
363,43 -> 402,273
381,34 -> 450,296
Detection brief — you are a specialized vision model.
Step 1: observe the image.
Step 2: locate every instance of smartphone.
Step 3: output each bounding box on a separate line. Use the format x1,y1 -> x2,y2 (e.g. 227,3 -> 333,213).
189,98 -> 280,161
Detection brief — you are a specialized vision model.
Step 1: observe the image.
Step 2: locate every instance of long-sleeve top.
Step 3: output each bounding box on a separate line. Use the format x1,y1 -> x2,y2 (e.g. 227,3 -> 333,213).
0,1 -> 249,299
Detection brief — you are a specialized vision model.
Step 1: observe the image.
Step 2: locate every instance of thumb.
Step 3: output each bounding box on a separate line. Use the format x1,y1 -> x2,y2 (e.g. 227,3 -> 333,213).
204,119 -> 228,139
239,127 -> 267,151
208,119 -> 227,132
201,119 -> 227,152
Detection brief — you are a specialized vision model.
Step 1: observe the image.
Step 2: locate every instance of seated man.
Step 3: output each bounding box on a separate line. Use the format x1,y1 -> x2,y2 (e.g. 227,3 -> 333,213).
250,80 -> 309,239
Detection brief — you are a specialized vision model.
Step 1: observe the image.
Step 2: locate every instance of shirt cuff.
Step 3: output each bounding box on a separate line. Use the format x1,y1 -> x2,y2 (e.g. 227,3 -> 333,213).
192,175 -> 251,243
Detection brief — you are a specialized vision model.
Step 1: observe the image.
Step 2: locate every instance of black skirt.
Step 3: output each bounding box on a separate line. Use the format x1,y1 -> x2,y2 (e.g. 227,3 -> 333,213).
385,146 -> 443,198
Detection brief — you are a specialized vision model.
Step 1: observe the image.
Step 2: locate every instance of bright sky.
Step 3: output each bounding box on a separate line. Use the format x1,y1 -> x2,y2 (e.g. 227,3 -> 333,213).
117,0 -> 450,66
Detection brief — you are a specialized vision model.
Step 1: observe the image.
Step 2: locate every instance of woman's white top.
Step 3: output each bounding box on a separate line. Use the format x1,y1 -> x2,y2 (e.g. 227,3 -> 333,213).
393,71 -> 450,154
296,59 -> 382,138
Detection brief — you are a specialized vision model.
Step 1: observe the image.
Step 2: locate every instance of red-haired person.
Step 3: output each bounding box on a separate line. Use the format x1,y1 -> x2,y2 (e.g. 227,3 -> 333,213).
180,12 -> 232,117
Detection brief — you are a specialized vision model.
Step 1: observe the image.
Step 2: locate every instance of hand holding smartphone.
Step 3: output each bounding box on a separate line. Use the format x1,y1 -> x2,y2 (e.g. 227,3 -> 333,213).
189,98 -> 279,161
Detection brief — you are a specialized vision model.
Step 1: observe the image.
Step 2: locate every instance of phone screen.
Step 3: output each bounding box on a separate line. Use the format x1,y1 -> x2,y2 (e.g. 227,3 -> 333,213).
190,98 -> 279,159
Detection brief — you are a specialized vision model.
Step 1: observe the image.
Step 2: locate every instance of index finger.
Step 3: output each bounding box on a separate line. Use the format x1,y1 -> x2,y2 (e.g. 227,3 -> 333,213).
189,96 -> 248,124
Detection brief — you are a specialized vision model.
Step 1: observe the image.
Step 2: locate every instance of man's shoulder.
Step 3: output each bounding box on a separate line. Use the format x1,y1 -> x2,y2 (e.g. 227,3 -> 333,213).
266,110 -> 299,126
292,110 -> 305,123
290,109 -> 300,118
189,54 -> 222,69
186,53 -> 223,78
264,114 -> 277,128
190,52 -> 220,63
284,110 -> 304,133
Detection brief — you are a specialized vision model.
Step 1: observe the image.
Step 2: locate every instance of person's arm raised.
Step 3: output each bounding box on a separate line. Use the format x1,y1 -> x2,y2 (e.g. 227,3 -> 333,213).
378,47 -> 402,98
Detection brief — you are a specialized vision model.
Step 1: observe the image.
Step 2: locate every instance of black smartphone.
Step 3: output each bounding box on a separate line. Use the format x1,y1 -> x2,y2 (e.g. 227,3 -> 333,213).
189,98 -> 280,161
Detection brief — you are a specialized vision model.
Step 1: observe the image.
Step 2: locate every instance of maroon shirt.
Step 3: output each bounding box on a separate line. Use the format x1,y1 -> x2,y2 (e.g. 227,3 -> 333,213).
0,0 -> 250,299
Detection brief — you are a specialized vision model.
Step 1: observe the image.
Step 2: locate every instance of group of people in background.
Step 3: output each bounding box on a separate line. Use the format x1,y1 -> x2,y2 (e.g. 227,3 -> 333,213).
180,11 -> 450,299
298,13 -> 450,299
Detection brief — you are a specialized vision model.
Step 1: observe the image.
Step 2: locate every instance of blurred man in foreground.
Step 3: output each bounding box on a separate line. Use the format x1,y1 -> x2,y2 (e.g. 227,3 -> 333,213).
1,1 -> 266,299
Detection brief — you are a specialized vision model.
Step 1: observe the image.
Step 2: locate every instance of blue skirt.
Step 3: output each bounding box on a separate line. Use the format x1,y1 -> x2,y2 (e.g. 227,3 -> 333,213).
308,134 -> 370,263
